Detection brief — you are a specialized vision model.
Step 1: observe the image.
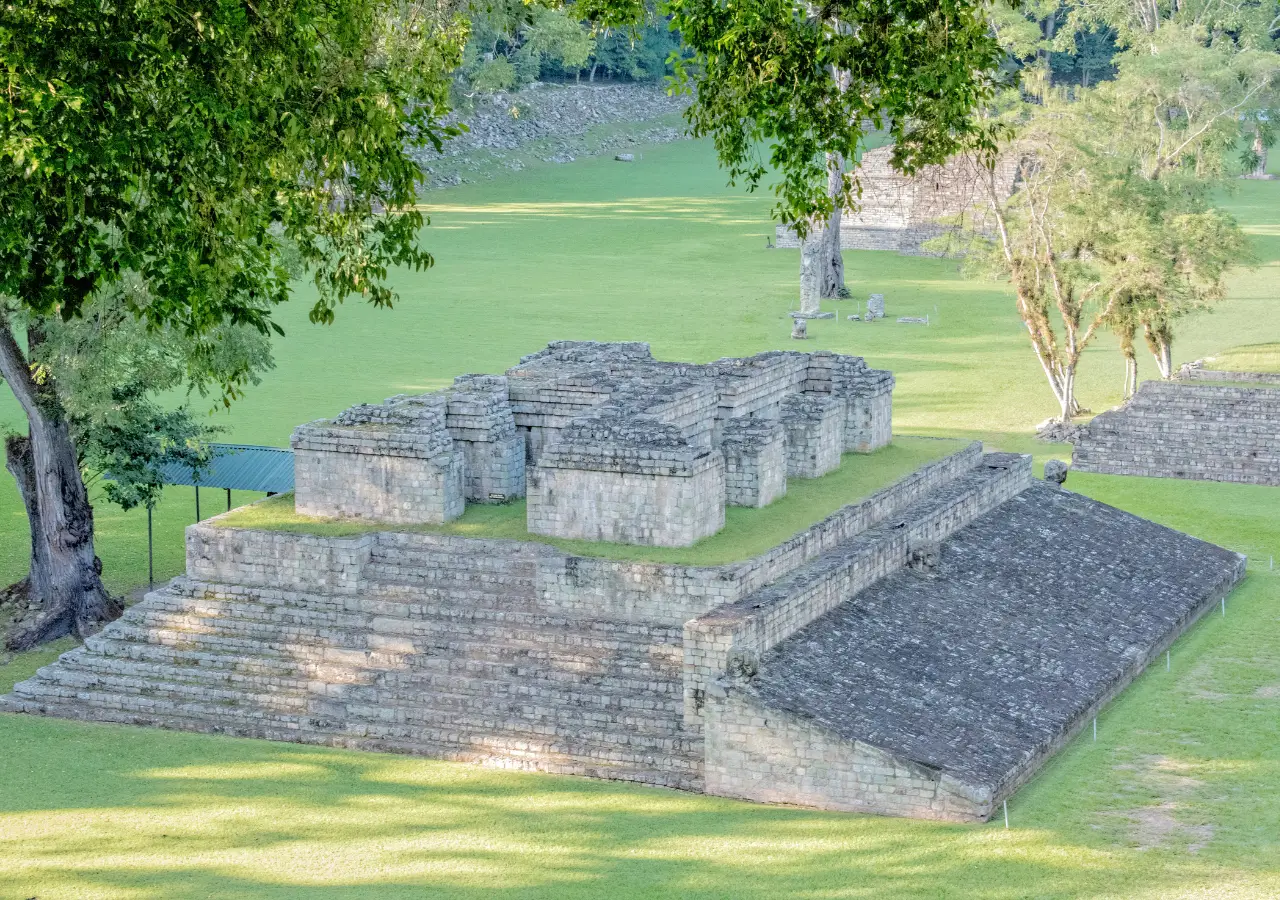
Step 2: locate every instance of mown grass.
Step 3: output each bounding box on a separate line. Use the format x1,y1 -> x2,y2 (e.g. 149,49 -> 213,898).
1,475 -> 1277,900
1207,342 -> 1280,373
215,436 -> 963,565
0,139 -> 1278,899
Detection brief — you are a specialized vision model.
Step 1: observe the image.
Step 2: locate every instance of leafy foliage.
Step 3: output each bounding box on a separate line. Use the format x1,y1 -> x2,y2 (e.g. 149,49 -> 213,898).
668,0 -> 1008,231
20,279 -> 276,511
0,0 -> 467,344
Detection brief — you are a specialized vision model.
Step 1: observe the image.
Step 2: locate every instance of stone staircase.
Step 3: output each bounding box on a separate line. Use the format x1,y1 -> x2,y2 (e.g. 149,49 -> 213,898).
4,572 -> 701,790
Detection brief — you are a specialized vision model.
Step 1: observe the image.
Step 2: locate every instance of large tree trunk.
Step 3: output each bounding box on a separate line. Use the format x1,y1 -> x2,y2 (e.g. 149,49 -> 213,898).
0,319 -> 119,650
819,153 -> 847,299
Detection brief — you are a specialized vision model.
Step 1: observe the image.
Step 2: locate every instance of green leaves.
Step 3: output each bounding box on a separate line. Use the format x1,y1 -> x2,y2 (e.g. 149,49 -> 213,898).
0,0 -> 465,342
668,0 -> 1006,230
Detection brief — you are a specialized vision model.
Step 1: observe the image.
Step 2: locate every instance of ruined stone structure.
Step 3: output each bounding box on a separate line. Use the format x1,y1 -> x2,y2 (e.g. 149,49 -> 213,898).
775,146 -> 1020,255
2,343 -> 1247,822
293,342 -> 895,546
1072,380 -> 1280,486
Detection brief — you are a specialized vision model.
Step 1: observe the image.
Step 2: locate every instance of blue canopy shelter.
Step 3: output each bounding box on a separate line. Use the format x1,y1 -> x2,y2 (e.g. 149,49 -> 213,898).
142,444 -> 294,585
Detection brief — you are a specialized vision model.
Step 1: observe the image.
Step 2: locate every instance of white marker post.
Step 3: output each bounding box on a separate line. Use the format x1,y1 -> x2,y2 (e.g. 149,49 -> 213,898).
1093,717 -> 1097,741
1004,800 -> 1009,829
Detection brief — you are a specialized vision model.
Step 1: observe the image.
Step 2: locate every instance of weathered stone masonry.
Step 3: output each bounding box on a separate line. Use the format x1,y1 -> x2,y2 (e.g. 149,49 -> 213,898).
292,342 -> 896,547
2,343 -> 1247,822
1072,380 -> 1280,486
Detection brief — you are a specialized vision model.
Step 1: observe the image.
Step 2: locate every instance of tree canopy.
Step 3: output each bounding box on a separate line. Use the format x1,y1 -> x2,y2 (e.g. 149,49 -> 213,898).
669,0 -> 1008,232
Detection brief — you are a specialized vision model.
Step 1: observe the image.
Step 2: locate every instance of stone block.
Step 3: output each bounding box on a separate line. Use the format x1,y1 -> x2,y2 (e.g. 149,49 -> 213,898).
780,395 -> 843,478
721,418 -> 787,508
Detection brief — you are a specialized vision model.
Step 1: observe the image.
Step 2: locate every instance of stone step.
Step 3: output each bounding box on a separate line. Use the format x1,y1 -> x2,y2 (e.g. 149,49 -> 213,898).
1,688 -> 703,786
18,663 -> 695,756
152,582 -> 680,641
78,637 -> 685,729
121,601 -> 684,667
55,646 -> 687,723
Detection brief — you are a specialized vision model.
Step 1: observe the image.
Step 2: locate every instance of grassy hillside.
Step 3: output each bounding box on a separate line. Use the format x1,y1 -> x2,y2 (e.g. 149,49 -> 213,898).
0,139 -> 1277,899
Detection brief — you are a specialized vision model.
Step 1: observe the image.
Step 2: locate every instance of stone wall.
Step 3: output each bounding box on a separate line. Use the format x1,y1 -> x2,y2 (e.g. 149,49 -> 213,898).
683,453 -> 1033,726
703,482 -> 1246,819
721,420 -> 787,508
774,147 -> 1020,255
705,690 -> 991,820
189,442 -> 984,634
509,342 -> 894,547
527,453 -> 727,547
292,395 -> 466,524
780,396 -> 843,478
1072,380 -> 1280,486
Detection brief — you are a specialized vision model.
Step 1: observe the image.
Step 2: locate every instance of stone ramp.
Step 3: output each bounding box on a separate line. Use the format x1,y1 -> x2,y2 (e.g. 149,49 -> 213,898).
704,483 -> 1246,820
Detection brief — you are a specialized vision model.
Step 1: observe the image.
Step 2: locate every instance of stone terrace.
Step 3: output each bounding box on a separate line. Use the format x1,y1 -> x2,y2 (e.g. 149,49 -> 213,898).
1073,380 -> 1280,486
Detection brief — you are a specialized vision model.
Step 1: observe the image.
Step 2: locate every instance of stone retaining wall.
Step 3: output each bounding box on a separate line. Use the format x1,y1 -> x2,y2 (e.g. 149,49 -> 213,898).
705,691 -> 990,820
189,442 -> 984,629
1072,380 -> 1280,485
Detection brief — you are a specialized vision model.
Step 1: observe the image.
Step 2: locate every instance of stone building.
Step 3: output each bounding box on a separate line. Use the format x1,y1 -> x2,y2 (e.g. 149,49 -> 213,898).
774,146 -> 1020,255
292,342 -> 896,546
3,343 -> 1247,823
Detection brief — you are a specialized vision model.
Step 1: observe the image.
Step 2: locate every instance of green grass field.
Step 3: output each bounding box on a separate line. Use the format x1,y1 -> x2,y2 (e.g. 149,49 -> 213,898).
1,138 -> 1278,898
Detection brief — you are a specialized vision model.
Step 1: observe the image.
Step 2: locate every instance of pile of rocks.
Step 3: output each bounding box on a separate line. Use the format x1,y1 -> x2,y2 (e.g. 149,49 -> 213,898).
412,83 -> 690,187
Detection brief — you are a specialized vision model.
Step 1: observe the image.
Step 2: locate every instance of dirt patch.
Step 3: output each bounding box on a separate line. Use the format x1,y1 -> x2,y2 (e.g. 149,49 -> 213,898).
1253,684 -> 1280,699
1106,756 -> 1214,852
1118,802 -> 1215,852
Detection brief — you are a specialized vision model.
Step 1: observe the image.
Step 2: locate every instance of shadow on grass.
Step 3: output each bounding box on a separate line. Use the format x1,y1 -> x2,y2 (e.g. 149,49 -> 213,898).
0,711 -> 1266,899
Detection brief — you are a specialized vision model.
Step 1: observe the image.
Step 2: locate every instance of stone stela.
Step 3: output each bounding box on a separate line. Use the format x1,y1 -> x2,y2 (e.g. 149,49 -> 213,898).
291,342 -> 895,547
2,341 -> 1247,823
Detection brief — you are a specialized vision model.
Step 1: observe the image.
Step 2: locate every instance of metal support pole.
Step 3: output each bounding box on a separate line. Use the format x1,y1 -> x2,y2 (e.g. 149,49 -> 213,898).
195,485 -> 201,522
226,488 -> 232,512
147,503 -> 154,588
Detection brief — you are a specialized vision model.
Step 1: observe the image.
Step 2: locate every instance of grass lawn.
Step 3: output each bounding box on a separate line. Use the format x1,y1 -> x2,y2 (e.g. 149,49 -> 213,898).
1207,342 -> 1280,373
214,436 -> 964,565
0,139 -> 1278,898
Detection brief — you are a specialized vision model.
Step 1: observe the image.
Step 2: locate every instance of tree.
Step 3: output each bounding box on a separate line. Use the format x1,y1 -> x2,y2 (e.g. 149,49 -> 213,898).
0,0 -> 465,647
956,22 -> 1265,420
668,0 -> 1007,314
3,286 -> 275,642
456,1 -> 596,93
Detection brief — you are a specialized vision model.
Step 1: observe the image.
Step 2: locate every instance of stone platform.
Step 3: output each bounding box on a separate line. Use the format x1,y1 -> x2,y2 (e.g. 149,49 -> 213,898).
706,482 -> 1245,820
1072,380 -> 1280,486
2,438 -> 1245,821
